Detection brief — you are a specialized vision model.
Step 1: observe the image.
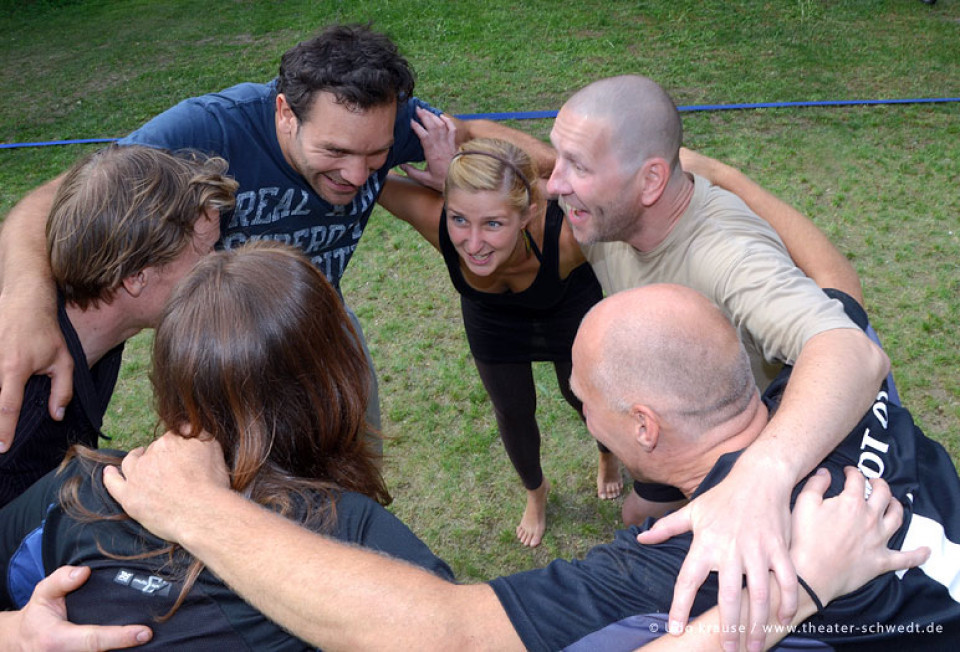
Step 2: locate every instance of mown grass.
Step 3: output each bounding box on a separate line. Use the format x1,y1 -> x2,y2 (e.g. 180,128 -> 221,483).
1,0 -> 957,582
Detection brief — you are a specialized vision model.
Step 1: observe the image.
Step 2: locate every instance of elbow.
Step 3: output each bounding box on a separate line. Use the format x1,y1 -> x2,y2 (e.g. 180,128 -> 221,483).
857,331 -> 891,390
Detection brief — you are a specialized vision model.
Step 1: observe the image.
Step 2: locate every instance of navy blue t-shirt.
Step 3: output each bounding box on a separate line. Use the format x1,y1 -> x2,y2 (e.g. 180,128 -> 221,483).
119,81 -> 439,291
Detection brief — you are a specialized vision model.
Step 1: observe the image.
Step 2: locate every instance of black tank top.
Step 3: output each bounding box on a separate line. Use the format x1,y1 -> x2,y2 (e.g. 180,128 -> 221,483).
439,200 -> 602,363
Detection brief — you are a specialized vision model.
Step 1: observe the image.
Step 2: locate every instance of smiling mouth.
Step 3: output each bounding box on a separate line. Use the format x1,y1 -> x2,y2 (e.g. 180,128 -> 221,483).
559,197 -> 590,223
466,251 -> 493,265
322,174 -> 359,194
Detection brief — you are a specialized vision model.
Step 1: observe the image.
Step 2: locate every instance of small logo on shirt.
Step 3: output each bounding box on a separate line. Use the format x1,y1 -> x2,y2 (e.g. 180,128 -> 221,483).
113,569 -> 172,596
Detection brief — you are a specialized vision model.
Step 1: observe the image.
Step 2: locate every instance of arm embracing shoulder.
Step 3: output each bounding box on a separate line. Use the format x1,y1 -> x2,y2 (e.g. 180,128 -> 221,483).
0,175 -> 72,451
378,175 -> 445,251
450,117 -> 555,178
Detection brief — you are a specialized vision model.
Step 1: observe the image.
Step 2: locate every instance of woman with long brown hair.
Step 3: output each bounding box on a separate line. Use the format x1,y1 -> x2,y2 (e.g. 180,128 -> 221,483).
0,242 -> 451,648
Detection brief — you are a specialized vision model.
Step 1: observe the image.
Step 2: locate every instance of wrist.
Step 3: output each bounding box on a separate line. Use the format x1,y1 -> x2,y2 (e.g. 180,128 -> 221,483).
733,441 -> 797,492
175,486 -> 243,554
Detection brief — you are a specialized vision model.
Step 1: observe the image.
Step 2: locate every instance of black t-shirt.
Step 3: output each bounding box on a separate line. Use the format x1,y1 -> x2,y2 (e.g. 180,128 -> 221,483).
489,368 -> 960,651
0,293 -> 123,508
1,453 -> 454,650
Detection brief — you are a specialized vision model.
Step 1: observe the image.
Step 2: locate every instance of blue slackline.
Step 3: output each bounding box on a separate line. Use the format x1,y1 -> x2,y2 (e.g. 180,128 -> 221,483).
3,97 -> 959,150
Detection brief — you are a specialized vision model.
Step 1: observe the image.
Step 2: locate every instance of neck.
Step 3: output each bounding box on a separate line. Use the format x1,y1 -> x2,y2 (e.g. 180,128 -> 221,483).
626,171 -> 695,253
65,301 -> 142,367
673,391 -> 769,497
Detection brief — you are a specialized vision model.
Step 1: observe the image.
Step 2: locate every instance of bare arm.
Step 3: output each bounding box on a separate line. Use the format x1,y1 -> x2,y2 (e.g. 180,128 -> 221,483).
103,435 -> 523,652
640,328 -> 889,649
680,148 -> 863,305
378,175 -> 445,251
0,566 -> 152,651
450,116 -> 555,178
0,176 -> 73,452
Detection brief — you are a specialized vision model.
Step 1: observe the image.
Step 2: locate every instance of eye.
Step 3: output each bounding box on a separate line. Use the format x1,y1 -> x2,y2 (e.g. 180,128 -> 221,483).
450,214 -> 467,225
486,220 -> 503,229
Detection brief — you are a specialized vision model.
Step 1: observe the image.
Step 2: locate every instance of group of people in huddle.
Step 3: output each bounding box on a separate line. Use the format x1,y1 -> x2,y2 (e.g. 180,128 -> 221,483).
0,22 -> 957,652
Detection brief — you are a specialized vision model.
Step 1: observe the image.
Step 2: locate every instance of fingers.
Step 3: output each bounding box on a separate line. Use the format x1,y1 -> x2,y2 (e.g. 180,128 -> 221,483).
72,622 -> 153,651
667,554 -> 712,635
400,164 -> 432,186
36,565 -> 92,602
46,350 -> 75,422
743,551 -> 775,652
413,107 -> 455,139
102,464 -> 126,502
640,506 -> 702,635
0,378 -> 26,452
102,446 -> 142,504
29,566 -> 154,650
635,507 -> 692,545
888,545 -> 931,573
771,552 -> 798,626
795,467 -> 831,508
715,557 -> 744,649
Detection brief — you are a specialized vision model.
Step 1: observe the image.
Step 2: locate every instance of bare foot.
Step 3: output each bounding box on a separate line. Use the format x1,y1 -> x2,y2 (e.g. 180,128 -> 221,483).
516,479 -> 550,547
597,451 -> 623,499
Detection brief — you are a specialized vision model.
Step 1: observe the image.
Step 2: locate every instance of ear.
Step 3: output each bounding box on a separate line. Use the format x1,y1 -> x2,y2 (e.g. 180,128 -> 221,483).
637,158 -> 671,207
520,201 -> 539,229
631,404 -> 661,452
121,270 -> 148,298
275,93 -> 298,135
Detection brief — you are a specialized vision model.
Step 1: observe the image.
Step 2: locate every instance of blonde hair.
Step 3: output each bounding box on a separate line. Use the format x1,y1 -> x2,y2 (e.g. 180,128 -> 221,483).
444,138 -> 540,212
47,145 -> 238,309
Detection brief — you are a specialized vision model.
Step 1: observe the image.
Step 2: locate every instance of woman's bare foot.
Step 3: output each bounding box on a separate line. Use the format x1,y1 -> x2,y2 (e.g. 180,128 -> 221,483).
597,451 -> 623,499
516,479 -> 550,547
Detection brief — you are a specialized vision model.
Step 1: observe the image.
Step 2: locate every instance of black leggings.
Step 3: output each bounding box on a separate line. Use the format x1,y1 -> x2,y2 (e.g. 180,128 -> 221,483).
473,358 -> 609,491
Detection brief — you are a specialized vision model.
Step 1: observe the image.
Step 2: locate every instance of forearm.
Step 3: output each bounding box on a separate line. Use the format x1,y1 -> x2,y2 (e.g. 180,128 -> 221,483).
643,579 -> 818,651
178,488 -> 519,651
455,118 -> 555,177
744,328 -> 889,484
0,177 -> 60,295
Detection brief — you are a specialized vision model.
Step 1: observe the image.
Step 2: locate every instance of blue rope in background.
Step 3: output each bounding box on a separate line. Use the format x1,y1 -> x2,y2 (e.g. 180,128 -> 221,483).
3,97 -> 958,150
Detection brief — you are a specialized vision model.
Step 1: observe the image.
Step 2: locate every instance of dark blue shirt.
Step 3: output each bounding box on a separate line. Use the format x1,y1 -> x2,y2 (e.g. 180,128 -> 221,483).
119,81 -> 440,291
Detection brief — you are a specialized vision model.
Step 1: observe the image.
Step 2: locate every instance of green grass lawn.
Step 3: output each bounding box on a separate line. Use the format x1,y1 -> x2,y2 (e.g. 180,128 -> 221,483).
1,0 -> 958,582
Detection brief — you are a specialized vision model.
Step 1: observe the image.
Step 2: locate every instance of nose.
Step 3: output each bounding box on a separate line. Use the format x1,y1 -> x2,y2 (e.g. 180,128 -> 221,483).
546,161 -> 570,196
341,156 -> 371,187
466,228 -> 483,253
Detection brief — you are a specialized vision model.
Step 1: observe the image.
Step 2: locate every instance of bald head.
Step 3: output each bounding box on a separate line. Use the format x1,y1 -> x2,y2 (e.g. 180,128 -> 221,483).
575,284 -> 755,434
562,75 -> 683,172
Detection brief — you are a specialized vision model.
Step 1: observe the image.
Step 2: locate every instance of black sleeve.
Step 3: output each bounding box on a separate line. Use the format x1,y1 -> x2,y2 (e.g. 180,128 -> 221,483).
488,528 -> 707,652
331,492 -> 455,581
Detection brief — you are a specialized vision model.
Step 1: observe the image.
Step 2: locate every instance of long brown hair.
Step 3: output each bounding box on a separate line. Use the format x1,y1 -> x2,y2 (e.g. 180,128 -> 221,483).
61,241 -> 387,618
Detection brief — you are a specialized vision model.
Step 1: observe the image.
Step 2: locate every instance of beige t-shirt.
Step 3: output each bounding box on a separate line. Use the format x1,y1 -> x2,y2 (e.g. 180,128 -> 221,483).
583,174 -> 857,389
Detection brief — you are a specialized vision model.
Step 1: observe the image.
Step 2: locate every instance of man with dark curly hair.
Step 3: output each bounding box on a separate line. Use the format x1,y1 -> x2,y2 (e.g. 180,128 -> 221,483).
0,24 -> 552,453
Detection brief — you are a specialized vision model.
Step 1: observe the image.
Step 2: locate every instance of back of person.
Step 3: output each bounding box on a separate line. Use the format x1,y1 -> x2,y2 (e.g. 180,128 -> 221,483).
1,452 -> 452,649
1,242 -> 455,647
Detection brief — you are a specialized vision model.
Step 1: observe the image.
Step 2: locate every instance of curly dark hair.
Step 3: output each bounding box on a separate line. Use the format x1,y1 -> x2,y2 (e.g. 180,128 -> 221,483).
277,23 -> 415,120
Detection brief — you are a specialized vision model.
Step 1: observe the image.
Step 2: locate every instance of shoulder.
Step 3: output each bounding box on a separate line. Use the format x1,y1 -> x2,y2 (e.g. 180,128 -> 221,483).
488,528 -> 691,650
332,492 -> 455,581
118,82 -> 275,150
